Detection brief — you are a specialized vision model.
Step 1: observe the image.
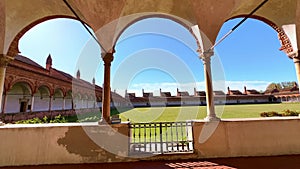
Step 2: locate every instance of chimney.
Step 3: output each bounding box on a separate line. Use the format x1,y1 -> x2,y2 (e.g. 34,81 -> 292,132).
76,69 -> 80,79
46,54 -> 52,70
177,88 -> 179,96
159,88 -> 162,96
92,78 -> 95,85
244,86 -> 247,95
194,88 -> 197,96
142,89 -> 144,94
227,86 -> 230,95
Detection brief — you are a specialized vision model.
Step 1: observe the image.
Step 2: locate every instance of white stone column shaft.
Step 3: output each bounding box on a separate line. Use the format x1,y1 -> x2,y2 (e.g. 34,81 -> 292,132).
200,51 -> 220,121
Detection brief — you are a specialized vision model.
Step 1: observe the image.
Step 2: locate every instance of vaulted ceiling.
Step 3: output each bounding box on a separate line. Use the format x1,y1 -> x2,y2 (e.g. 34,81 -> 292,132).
1,0 -> 299,57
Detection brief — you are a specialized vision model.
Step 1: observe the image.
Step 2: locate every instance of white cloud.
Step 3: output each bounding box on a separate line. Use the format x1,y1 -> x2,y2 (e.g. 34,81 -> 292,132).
115,80 -> 271,97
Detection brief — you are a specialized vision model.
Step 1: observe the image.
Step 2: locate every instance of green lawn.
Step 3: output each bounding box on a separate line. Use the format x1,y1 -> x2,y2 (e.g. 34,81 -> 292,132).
119,103 -> 300,122
14,103 -> 299,124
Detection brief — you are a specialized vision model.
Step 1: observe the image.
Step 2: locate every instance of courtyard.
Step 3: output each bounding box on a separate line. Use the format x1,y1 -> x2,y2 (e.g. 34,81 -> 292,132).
1,0 -> 300,168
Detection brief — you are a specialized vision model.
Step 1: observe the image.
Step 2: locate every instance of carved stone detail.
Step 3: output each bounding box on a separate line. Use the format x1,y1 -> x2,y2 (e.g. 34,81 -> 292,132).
0,55 -> 14,67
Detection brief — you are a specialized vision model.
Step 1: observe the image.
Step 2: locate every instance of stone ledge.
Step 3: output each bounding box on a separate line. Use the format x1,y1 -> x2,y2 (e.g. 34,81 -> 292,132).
0,121 -> 131,129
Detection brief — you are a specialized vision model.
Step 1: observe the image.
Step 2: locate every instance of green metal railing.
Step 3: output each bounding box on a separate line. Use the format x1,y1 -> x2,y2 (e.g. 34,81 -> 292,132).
129,121 -> 193,155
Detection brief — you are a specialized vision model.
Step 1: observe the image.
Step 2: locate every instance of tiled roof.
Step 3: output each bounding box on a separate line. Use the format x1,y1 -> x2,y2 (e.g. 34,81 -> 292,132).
14,55 -> 43,68
246,90 -> 261,95
214,91 -> 225,95
229,90 -> 243,95
178,91 -> 189,96
51,68 -> 73,80
195,91 -> 206,96
161,92 -> 172,97
143,92 -> 153,97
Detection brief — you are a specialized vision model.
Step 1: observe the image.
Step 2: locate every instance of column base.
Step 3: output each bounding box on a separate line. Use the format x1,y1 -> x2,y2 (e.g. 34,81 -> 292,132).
98,118 -> 111,125
204,116 -> 221,122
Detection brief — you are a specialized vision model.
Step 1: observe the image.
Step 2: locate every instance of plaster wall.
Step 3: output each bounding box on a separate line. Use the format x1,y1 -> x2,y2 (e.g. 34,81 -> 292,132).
0,123 -> 130,167
1,118 -> 300,167
193,118 -> 300,158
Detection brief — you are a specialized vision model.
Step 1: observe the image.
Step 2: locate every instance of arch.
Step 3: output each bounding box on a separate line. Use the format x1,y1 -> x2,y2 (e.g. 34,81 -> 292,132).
64,90 -> 73,110
7,15 -> 87,57
112,14 -> 199,50
73,92 -> 82,109
37,82 -> 53,94
31,85 -> 51,112
7,82 -> 32,96
282,96 -> 287,102
5,82 -> 32,113
73,92 -> 82,100
292,95 -> 297,102
52,88 -> 64,111
53,88 -> 64,99
88,94 -> 96,101
97,96 -> 102,102
81,93 -> 89,109
225,15 -> 294,58
81,93 -> 88,100
65,90 -> 73,98
36,85 -> 51,99
9,79 -> 34,93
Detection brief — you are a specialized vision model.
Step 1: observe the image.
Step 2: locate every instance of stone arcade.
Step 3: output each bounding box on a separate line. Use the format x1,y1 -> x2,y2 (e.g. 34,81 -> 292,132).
1,0 -> 300,123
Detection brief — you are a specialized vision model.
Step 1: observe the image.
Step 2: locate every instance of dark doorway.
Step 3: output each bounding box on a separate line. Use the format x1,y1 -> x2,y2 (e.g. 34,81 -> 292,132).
20,101 -> 27,112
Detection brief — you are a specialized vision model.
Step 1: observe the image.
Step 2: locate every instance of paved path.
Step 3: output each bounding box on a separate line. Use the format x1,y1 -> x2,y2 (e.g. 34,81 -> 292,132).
1,155 -> 300,169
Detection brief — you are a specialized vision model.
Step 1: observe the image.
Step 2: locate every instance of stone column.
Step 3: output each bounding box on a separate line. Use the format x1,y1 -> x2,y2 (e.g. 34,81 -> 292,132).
0,55 -> 13,123
1,93 -> 7,115
30,95 -> 34,112
71,98 -> 74,109
62,97 -> 65,110
85,99 -> 88,108
292,54 -> 300,93
99,51 -> 114,124
49,96 -> 52,112
200,50 -> 220,121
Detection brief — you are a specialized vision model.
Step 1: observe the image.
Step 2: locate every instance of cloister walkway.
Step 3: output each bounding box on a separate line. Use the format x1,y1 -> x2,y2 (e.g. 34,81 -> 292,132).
2,155 -> 300,169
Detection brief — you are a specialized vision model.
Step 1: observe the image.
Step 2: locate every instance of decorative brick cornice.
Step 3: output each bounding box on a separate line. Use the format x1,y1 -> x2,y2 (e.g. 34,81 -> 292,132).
270,24 -> 294,58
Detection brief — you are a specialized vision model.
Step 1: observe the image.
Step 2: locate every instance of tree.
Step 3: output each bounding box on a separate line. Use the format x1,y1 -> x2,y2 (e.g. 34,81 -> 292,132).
280,81 -> 297,88
266,81 -> 297,91
266,83 -> 282,91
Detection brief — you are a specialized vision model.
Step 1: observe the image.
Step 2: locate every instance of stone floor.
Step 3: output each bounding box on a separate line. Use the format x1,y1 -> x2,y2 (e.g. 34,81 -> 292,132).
1,155 -> 300,169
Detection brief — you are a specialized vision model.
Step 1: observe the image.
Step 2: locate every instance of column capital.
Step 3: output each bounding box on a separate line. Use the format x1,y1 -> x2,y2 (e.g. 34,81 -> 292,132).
0,55 -> 14,68
199,49 -> 214,61
289,51 -> 300,63
102,52 -> 114,64
102,47 -> 115,64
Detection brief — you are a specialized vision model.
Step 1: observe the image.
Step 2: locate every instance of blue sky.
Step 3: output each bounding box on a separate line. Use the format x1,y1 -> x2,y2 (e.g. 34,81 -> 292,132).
18,17 -> 297,96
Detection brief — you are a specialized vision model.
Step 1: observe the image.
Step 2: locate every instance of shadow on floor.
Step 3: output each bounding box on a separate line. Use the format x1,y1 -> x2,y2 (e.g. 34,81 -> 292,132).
1,155 -> 300,169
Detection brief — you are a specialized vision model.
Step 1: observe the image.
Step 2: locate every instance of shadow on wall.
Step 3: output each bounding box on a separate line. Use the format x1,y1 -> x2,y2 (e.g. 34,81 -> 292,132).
57,125 -> 130,163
